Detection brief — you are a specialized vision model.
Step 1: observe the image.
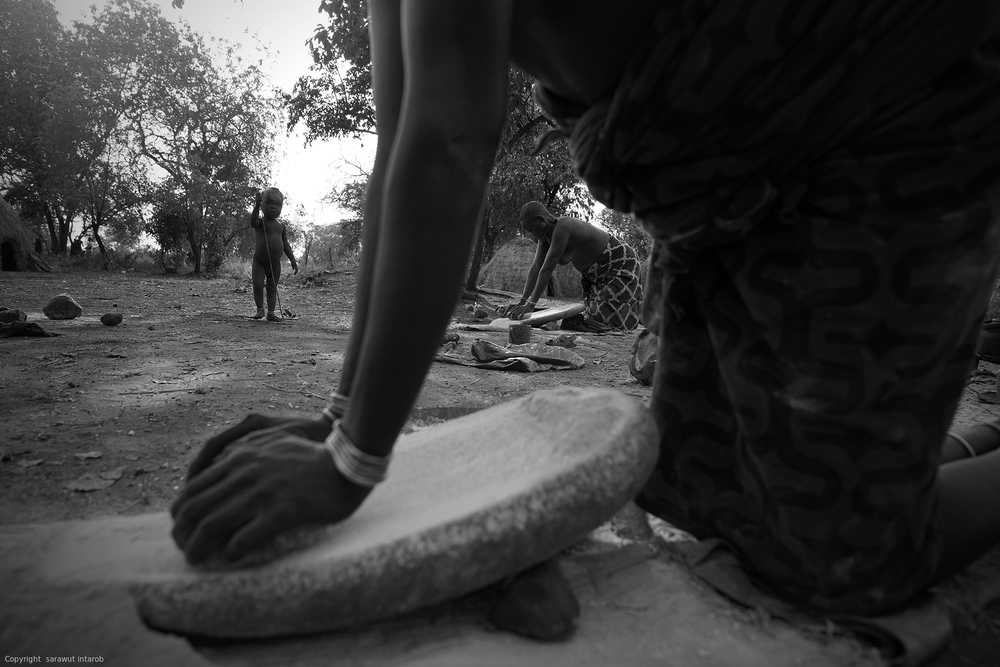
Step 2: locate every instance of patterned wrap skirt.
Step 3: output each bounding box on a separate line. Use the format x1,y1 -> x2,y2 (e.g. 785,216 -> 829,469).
581,236 -> 643,331
534,0 -> 1000,614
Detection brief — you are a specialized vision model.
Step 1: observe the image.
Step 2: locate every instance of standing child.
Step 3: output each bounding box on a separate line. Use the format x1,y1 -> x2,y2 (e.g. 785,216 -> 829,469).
250,187 -> 297,322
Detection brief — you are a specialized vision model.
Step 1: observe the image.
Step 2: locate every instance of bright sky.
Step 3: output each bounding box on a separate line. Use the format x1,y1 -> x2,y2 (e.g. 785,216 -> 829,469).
51,0 -> 375,225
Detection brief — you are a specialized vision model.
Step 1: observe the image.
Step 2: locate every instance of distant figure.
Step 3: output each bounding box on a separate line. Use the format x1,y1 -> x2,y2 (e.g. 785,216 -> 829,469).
250,188 -> 297,322
502,202 -> 642,331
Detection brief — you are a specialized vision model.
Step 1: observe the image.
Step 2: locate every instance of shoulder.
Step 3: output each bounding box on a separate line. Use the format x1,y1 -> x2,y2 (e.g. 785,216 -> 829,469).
557,216 -> 590,236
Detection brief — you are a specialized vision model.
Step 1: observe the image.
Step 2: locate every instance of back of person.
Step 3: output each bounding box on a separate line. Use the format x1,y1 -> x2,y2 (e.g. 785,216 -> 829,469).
515,0 -> 1000,614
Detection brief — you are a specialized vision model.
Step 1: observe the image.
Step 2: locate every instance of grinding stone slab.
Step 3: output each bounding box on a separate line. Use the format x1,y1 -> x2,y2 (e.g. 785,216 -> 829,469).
3,387 -> 658,644
463,302 -> 586,332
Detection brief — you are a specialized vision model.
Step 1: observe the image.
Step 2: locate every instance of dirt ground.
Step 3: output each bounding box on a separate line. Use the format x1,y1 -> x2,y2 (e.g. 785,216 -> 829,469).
0,269 -> 649,524
2,268 -> 1000,665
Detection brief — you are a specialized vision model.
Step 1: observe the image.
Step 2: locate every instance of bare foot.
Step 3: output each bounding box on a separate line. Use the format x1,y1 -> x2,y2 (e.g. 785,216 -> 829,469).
266,312 -> 283,322
252,308 -> 265,319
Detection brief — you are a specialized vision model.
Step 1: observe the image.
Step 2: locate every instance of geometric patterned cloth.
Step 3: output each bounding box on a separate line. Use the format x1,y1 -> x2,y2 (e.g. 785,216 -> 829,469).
535,0 -> 1000,615
580,236 -> 643,331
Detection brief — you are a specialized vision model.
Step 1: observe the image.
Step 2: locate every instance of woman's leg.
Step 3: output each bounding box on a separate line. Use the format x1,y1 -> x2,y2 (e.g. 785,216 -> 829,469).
936,449 -> 1000,581
640,195 -> 1000,614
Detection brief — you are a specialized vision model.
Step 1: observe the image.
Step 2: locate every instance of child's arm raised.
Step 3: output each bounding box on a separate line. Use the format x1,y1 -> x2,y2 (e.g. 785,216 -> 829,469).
249,190 -> 263,229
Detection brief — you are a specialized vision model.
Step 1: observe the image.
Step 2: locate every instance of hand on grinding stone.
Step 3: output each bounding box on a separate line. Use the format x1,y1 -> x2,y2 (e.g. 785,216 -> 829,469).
185,414 -> 332,480
170,433 -> 371,565
507,304 -> 535,321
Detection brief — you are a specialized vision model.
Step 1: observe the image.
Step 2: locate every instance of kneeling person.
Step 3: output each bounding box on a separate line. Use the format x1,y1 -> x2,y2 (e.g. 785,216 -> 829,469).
504,201 -> 642,330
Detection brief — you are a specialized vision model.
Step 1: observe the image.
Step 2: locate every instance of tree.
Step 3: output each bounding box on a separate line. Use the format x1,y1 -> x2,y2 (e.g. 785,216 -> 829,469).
3,0 -> 279,269
285,0 -> 595,289
57,0 -> 187,265
0,0 -> 78,253
596,208 -> 653,263
132,25 -> 279,274
470,69 -> 593,289
325,177 -> 366,258
284,0 -> 374,142
148,190 -> 190,272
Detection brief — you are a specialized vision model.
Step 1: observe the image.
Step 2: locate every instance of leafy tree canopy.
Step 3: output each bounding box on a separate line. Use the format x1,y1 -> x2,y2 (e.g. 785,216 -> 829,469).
2,0 -> 279,274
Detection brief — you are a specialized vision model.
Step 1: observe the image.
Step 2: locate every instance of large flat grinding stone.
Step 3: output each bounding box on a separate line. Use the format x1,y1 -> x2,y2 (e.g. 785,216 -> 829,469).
3,387 -> 658,644
463,302 -> 586,331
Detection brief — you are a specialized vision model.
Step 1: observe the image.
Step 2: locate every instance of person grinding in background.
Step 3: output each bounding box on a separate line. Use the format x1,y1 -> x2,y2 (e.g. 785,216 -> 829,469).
249,187 -> 297,322
502,201 -> 643,331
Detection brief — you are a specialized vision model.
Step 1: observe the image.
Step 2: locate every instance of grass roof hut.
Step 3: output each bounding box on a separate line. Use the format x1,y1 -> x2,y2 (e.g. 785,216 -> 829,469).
0,195 -> 50,272
477,236 -> 584,299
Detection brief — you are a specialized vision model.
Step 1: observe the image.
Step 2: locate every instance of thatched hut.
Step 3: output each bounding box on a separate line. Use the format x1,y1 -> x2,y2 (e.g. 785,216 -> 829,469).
0,195 -> 50,272
477,236 -> 584,299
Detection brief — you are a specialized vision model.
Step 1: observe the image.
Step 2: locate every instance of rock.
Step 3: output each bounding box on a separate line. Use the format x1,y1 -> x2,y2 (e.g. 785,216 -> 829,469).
0,308 -> 27,324
474,307 -> 489,319
42,294 -> 82,320
609,501 -> 655,542
546,333 -> 577,348
629,328 -> 658,386
65,470 -> 121,492
100,313 -> 123,326
489,559 -> 580,641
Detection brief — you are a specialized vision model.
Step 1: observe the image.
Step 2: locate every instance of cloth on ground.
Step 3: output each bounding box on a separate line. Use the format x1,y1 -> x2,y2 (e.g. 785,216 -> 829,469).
545,333 -> 577,348
536,0 -> 1000,615
579,236 -> 642,331
681,539 -> 952,667
434,340 -> 585,372
559,314 -> 612,333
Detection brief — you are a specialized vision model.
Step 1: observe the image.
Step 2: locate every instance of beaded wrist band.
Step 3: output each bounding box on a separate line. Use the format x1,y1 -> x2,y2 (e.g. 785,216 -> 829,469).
324,420 -> 391,487
321,392 -> 351,423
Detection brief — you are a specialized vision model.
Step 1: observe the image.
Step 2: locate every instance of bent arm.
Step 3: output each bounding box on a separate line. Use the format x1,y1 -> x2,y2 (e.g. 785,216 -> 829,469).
249,194 -> 262,228
518,242 -> 547,303
527,227 -> 570,304
168,0 -> 513,565
340,0 -> 512,457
